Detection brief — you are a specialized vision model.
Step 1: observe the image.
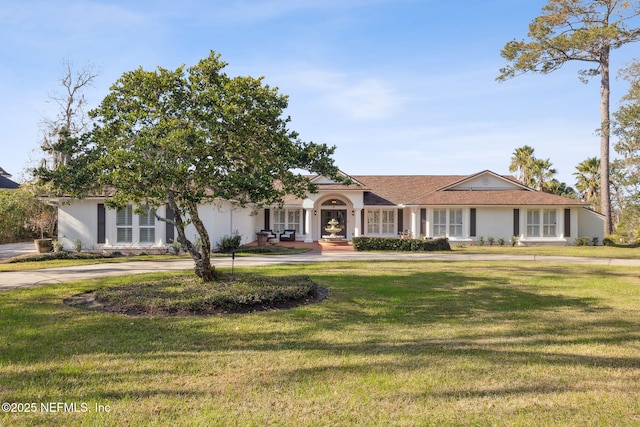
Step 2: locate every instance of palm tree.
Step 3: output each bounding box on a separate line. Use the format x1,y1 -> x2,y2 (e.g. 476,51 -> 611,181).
509,145 -> 535,186
547,179 -> 578,198
574,157 -> 601,209
530,157 -> 557,192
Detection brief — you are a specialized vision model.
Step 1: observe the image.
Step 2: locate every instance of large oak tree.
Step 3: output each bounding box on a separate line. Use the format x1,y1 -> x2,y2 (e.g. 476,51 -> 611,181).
38,51 -> 344,281
498,0 -> 640,235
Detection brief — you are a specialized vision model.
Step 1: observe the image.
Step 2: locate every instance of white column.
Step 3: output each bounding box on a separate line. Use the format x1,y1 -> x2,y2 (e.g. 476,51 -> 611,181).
411,208 -> 418,239
354,208 -> 362,237
304,208 -> 313,242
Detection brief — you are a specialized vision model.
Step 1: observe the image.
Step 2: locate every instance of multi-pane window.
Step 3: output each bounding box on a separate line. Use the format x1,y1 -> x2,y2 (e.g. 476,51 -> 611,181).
449,209 -> 463,237
367,210 -> 380,234
381,210 -> 395,234
273,209 -> 286,234
273,209 -> 301,233
116,205 -> 133,243
527,210 -> 541,237
543,209 -> 557,237
433,209 -> 447,237
527,209 -> 558,238
139,206 -> 155,243
287,209 -> 301,233
366,209 -> 395,235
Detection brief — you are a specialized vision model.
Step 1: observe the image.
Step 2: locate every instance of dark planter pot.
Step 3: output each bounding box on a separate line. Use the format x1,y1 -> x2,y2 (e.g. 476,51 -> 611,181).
35,238 -> 53,253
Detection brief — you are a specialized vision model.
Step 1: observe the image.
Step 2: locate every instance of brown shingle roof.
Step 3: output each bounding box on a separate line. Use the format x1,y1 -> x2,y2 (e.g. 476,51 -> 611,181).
348,175 -> 587,207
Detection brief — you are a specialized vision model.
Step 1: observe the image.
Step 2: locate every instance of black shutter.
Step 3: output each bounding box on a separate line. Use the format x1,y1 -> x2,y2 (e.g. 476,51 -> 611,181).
420,208 -> 427,236
513,209 -> 520,237
564,209 -> 571,237
97,204 -> 106,244
264,209 -> 270,230
397,209 -> 404,234
470,208 -> 476,237
165,204 -> 175,243
361,210 -> 365,235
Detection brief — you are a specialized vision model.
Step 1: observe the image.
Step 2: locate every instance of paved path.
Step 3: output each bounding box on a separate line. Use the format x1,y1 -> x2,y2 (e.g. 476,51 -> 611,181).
0,242 -> 36,259
2,251 -> 640,291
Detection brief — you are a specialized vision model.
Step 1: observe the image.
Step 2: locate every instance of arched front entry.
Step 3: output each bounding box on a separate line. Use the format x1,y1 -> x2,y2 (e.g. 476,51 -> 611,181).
320,198 -> 348,239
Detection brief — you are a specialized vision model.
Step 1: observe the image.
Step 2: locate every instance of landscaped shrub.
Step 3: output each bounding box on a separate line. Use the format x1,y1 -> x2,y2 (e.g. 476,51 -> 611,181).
574,237 -> 590,246
6,251 -> 105,263
477,236 -> 485,246
217,234 -> 242,253
498,237 -> 506,246
351,237 -> 450,252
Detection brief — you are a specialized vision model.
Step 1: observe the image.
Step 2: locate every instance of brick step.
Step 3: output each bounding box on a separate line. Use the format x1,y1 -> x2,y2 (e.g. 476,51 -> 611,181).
318,240 -> 352,248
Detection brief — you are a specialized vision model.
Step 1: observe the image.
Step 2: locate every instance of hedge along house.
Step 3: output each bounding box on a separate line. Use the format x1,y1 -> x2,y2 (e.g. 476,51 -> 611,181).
47,170 -> 604,252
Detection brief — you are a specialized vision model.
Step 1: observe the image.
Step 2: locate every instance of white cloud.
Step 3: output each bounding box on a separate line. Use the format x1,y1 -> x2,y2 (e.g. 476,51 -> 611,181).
267,65 -> 406,120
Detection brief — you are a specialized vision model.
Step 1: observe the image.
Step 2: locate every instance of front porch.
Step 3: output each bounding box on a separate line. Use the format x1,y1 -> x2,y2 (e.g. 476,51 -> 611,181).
245,239 -> 354,254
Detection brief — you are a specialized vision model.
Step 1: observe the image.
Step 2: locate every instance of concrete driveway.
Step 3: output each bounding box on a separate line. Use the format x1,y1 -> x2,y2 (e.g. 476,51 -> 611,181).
0,241 -> 36,259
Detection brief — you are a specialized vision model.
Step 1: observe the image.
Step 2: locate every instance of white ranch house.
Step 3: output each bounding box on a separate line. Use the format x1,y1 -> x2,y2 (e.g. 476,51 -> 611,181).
49,170 -> 604,252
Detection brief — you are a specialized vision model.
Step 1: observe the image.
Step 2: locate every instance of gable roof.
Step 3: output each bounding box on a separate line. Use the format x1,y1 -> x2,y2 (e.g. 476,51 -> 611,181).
0,174 -> 19,189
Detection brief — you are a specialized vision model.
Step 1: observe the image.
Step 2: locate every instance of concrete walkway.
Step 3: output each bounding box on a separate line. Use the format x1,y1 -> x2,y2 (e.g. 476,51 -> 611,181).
2,250 -> 640,291
0,241 -> 36,259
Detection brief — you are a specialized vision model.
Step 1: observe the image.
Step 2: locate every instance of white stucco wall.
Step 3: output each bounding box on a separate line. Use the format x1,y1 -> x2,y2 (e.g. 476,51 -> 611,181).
475,207 -> 514,242
176,202 -> 259,249
57,199 -> 99,251
577,208 -> 605,244
57,199 -> 260,252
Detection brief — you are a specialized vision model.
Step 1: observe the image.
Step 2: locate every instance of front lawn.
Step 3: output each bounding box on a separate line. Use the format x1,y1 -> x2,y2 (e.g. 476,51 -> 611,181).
1,261 -> 639,426
452,243 -> 640,259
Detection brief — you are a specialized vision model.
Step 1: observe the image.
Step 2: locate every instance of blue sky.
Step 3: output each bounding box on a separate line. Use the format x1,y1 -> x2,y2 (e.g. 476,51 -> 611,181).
1,0 -> 638,186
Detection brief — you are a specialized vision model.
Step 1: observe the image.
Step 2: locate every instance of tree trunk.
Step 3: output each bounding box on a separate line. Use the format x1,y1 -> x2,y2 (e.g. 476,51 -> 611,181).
186,201 -> 215,282
167,193 -> 216,282
600,48 -> 613,235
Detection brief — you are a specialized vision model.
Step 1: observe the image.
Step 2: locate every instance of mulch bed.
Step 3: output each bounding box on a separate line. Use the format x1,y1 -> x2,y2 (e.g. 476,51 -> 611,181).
63,286 -> 330,317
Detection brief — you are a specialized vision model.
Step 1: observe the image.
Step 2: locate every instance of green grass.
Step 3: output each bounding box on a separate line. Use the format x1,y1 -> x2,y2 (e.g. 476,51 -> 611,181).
0,246 -> 309,272
1,261 -> 640,426
0,253 -> 188,272
452,244 -> 640,259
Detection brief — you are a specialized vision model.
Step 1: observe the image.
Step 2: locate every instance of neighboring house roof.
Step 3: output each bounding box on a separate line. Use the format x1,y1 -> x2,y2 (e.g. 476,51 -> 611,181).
0,175 -> 19,189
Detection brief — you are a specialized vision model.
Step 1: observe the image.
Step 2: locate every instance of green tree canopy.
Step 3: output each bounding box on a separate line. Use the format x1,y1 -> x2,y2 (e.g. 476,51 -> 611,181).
37,51 -> 345,281
574,156 -> 601,208
498,0 -> 640,235
612,59 -> 640,241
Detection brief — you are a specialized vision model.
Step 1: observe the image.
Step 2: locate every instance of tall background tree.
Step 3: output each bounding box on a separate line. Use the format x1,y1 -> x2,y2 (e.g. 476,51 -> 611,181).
39,59 -> 99,170
574,156 -> 601,208
509,145 -> 536,185
612,59 -> 640,242
508,145 -> 574,196
37,51 -> 345,281
497,0 -> 640,235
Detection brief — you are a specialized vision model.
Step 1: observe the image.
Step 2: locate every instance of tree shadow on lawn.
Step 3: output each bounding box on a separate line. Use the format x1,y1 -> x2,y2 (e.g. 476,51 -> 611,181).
2,264 -> 640,403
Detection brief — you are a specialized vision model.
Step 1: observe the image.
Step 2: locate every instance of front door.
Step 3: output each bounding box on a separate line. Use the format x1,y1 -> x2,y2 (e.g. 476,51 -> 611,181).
321,209 -> 347,238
